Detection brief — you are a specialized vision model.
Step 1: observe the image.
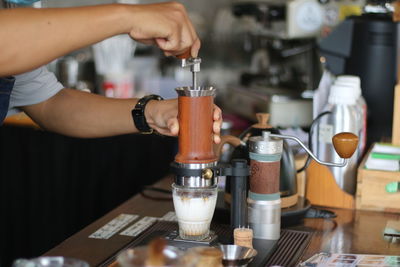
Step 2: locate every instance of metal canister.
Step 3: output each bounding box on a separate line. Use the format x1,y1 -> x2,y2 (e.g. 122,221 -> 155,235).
248,131 -> 283,240
315,84 -> 360,195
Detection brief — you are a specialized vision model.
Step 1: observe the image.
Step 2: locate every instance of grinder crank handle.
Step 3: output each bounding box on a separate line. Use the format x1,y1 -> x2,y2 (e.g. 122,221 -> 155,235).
269,132 -> 358,167
332,132 -> 359,159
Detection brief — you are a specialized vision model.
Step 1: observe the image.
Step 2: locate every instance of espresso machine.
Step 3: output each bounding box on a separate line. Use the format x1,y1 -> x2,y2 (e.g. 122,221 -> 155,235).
223,0 -> 323,127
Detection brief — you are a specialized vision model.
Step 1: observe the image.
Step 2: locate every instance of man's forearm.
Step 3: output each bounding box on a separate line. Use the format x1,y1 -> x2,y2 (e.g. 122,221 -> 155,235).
22,88 -> 221,141
0,2 -> 200,76
22,89 -> 140,138
0,4 -> 130,76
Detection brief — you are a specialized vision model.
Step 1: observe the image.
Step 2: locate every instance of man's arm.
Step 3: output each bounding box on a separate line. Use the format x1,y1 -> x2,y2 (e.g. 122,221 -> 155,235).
0,2 -> 200,76
22,89 -> 222,141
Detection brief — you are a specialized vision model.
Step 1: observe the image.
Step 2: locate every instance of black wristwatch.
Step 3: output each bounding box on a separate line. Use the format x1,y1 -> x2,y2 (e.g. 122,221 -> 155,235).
132,94 -> 163,134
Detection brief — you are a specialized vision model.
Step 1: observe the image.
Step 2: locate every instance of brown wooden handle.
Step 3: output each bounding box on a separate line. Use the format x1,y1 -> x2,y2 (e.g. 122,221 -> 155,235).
176,49 -> 191,59
213,135 -> 242,159
393,1 -> 400,22
108,261 -> 119,267
175,95 -> 217,164
332,132 -> 359,158
252,113 -> 271,129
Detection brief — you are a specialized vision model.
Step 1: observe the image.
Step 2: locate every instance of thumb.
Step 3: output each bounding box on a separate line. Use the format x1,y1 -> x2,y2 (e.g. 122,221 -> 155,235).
167,118 -> 179,136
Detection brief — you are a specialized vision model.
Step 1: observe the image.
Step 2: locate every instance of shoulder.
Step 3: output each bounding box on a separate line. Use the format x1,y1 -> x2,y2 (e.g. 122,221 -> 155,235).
10,66 -> 64,108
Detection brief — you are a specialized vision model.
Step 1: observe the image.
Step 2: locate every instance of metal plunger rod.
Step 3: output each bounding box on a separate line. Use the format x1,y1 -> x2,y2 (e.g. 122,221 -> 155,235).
177,50 -> 201,89
182,58 -> 201,89
193,72 -> 197,89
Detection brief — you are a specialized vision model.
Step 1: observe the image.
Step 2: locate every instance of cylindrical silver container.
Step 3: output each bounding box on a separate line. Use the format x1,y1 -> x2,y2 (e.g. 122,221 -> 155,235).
315,84 -> 361,195
247,198 -> 281,240
248,131 -> 283,240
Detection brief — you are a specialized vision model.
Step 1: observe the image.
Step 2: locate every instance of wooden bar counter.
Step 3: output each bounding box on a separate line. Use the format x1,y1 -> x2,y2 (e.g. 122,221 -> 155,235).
44,176 -> 400,265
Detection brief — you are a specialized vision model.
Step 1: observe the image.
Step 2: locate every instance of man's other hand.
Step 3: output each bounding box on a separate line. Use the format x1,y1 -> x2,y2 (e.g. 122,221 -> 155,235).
145,99 -> 222,144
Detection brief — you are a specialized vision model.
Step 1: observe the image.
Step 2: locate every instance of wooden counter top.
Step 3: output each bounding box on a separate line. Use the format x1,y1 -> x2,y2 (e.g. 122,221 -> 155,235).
44,176 -> 400,265
3,112 -> 39,128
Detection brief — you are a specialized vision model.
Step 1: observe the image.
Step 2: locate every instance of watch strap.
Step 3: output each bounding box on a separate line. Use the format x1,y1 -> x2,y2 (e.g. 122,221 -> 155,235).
132,94 -> 163,134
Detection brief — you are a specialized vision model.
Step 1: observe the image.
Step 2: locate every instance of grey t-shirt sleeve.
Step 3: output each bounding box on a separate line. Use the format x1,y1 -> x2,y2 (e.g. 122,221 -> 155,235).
7,66 -> 64,116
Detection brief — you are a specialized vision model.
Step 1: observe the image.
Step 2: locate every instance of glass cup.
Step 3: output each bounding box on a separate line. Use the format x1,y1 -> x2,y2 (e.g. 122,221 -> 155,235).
12,257 -> 89,267
117,246 -> 183,267
172,183 -> 218,241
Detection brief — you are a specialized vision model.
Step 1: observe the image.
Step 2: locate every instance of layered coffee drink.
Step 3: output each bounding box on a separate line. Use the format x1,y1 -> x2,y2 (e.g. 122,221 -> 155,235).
172,184 -> 218,240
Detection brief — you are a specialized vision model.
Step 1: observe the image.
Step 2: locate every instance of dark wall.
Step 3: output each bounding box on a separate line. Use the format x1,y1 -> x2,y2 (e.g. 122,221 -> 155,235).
0,125 -> 176,267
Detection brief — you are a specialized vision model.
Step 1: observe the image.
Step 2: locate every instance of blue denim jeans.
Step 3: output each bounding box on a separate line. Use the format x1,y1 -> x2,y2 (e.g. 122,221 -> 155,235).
0,77 -> 15,125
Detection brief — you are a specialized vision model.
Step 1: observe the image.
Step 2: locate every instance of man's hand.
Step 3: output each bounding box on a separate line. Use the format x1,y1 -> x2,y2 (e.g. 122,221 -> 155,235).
145,99 -> 222,144
127,2 -> 201,57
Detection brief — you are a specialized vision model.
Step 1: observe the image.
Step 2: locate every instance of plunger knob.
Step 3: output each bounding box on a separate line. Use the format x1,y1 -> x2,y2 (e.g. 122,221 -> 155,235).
176,50 -> 191,59
332,132 -> 359,159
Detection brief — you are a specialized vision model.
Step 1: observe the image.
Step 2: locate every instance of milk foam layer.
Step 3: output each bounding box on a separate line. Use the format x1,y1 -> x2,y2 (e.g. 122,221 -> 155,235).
173,194 -> 217,238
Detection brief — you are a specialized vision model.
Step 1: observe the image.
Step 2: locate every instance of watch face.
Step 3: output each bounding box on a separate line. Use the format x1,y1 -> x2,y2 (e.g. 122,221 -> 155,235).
296,1 -> 323,32
132,95 -> 163,134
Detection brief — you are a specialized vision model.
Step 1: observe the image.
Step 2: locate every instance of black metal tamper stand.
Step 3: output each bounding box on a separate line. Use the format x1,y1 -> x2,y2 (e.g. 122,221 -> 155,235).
168,159 -> 249,247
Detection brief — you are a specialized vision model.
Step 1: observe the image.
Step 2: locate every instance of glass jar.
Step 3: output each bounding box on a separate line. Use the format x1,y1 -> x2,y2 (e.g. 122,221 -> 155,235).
172,183 -> 218,241
117,246 -> 183,267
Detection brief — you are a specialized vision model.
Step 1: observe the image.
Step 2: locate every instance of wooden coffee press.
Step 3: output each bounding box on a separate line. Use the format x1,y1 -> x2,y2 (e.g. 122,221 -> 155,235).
170,53 -> 221,243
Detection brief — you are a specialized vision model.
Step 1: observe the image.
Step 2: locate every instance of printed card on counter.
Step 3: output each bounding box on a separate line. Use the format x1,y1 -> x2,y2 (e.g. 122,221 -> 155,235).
299,253 -> 400,267
89,214 -> 138,239
119,216 -> 158,237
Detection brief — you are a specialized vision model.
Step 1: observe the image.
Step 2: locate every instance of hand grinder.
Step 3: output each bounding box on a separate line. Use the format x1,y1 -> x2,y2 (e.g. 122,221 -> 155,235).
248,131 -> 358,240
248,131 -> 283,240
